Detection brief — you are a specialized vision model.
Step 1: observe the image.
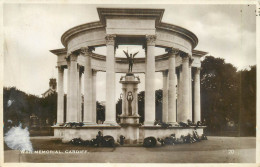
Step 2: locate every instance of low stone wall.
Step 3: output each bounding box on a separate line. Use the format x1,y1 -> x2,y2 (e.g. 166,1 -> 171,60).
53,125 -> 121,143
53,125 -> 205,143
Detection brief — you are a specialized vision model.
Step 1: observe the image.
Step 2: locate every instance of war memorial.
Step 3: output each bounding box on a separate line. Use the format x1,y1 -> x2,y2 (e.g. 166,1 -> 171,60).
50,8 -> 207,144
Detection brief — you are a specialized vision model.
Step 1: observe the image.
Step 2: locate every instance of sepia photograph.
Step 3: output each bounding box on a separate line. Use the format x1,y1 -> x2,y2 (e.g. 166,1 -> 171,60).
1,0 -> 258,165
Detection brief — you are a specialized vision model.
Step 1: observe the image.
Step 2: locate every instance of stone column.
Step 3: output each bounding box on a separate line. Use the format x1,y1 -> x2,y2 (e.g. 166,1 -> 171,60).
194,67 -> 201,123
76,65 -> 79,121
178,54 -> 190,122
92,70 -> 97,123
82,47 -> 93,124
67,53 -> 78,122
78,67 -> 82,122
66,60 -> 71,122
57,66 -> 64,125
168,49 -> 178,124
133,87 -> 138,116
189,65 -> 192,121
121,88 -> 127,116
105,35 -> 117,124
144,35 -> 156,125
162,70 -> 168,123
177,67 -> 182,122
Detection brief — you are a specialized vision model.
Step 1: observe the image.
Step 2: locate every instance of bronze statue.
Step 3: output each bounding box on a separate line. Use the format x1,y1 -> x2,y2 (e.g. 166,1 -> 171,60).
123,50 -> 139,72
127,91 -> 133,116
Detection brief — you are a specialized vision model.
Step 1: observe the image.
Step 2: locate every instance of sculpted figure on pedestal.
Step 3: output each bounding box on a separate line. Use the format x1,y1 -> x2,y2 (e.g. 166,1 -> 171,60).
123,50 -> 139,72
127,91 -> 134,116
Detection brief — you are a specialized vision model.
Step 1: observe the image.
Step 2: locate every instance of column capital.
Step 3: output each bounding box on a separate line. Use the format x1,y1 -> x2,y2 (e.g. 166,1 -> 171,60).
70,54 -> 78,61
179,51 -> 189,58
146,35 -> 156,46
166,48 -> 179,56
105,34 -> 116,45
189,57 -> 194,67
66,52 -> 78,62
195,67 -> 201,73
65,52 -> 71,61
92,69 -> 97,76
57,66 -> 64,71
182,55 -> 189,62
80,47 -> 95,56
162,70 -> 168,77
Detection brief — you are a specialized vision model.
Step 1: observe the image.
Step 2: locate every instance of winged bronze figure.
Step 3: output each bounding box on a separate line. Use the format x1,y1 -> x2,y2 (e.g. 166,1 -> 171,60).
123,50 -> 139,73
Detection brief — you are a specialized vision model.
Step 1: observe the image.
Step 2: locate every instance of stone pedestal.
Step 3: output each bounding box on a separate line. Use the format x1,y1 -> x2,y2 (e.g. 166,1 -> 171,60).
119,73 -> 141,144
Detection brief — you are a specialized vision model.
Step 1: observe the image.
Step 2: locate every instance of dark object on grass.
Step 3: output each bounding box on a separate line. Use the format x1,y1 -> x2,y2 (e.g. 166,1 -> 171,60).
164,134 -> 176,145
157,138 -> 164,146
70,138 -> 90,146
183,134 -> 193,143
183,134 -> 189,143
82,140 -> 90,146
143,137 -> 157,147
89,139 -> 97,146
102,135 -> 115,147
89,131 -> 115,147
120,135 -> 125,145
190,135 -> 197,143
174,135 -> 185,144
70,138 -> 83,145
96,131 -> 103,147
164,137 -> 174,145
183,133 -> 197,143
193,130 -> 201,142
201,133 -> 208,140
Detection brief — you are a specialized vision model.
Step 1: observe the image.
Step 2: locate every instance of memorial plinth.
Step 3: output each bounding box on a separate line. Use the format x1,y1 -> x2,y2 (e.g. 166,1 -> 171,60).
119,73 -> 141,144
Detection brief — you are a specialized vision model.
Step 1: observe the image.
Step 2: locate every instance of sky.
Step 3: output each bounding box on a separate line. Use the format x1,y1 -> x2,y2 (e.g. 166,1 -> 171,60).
3,3 -> 257,101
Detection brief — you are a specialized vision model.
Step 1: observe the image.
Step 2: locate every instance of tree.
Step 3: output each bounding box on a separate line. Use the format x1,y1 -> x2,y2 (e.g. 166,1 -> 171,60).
138,91 -> 145,123
201,56 -> 256,136
237,65 -> 256,136
155,89 -> 163,122
39,93 -> 57,126
201,56 -> 240,134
